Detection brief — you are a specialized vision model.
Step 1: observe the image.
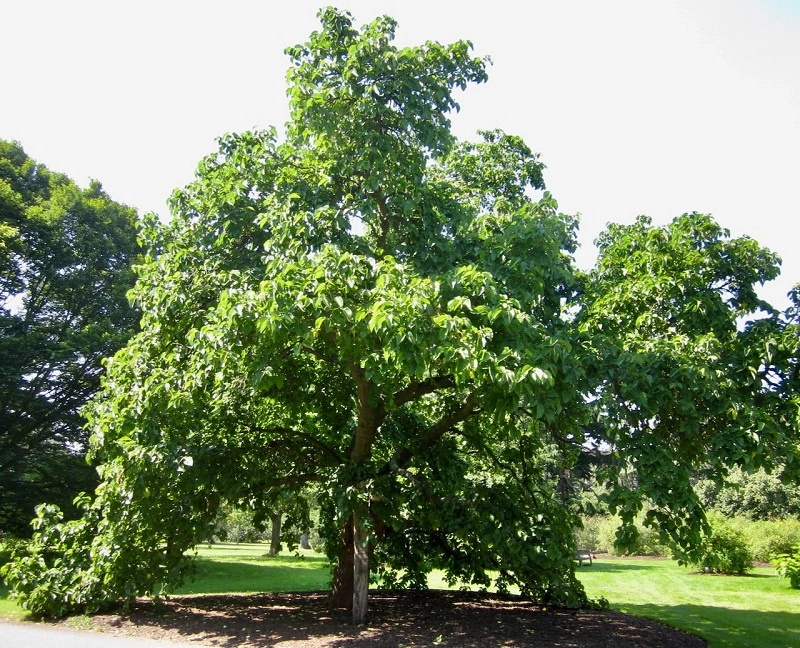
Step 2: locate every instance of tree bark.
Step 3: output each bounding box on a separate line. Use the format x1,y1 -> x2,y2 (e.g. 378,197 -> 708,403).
352,509 -> 369,625
268,513 -> 282,556
338,361 -> 383,620
330,514 -> 354,609
300,533 -> 311,550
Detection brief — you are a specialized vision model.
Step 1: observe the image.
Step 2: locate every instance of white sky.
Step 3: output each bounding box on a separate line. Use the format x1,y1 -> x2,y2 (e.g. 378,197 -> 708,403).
2,0 -> 798,309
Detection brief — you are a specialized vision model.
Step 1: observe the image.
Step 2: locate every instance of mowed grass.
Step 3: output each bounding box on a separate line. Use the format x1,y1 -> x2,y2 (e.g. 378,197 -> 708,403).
0,582 -> 22,620
3,545 -> 798,647
576,557 -> 800,648
188,546 -> 800,647
178,543 -> 329,594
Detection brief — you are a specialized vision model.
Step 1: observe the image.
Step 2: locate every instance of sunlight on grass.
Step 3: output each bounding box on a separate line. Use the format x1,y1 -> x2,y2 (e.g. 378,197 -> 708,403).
0,583 -> 27,621
3,545 -> 798,648
576,558 -> 800,648
177,543 -> 330,595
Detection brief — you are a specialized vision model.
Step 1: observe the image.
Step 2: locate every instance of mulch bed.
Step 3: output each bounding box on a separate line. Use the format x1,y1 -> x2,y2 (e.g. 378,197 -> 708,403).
56,589 -> 708,647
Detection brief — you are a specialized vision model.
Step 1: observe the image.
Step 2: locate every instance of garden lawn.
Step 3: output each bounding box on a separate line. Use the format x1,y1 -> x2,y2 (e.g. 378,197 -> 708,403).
0,583 -> 24,621
177,543 -> 330,594
576,557 -> 800,648
3,545 -> 798,647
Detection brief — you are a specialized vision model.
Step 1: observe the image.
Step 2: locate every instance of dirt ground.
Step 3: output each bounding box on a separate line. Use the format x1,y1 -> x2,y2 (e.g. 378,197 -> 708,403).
51,590 -> 708,647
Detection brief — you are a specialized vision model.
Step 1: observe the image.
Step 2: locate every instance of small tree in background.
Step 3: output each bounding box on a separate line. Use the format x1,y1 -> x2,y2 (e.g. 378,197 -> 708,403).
690,512 -> 753,575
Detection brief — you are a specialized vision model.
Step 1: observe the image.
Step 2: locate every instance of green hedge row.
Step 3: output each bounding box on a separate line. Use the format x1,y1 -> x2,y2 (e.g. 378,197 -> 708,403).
576,514 -> 800,564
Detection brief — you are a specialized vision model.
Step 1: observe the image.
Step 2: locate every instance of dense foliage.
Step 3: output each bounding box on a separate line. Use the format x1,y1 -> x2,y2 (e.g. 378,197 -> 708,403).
688,512 -> 754,575
577,214 -> 799,560
695,465 -> 800,520
2,9 -> 798,622
0,141 -> 140,536
772,545 -> 800,588
577,514 -> 800,565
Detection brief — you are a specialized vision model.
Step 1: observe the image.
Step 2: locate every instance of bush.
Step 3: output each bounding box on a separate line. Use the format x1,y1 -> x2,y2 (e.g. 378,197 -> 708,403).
578,513 -> 800,568
580,515 -> 670,556
772,545 -> 800,589
690,513 -> 753,574
0,536 -> 27,570
741,518 -> 800,562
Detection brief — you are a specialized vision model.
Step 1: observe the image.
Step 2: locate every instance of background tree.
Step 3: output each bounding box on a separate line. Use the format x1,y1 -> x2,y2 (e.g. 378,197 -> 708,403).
0,140 -> 140,536
695,465 -> 800,520
578,213 -> 799,558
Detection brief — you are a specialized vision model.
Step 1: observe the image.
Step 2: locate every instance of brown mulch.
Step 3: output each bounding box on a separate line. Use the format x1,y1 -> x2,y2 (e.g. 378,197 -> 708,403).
52,590 -> 708,647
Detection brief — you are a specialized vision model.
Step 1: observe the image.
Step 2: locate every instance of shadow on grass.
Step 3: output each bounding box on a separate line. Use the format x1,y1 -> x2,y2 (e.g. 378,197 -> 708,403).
575,561 -> 655,573
81,590 -> 709,648
617,603 -> 800,648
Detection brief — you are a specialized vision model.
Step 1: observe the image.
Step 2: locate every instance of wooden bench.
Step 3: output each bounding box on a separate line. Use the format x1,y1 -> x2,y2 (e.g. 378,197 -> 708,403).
575,549 -> 593,566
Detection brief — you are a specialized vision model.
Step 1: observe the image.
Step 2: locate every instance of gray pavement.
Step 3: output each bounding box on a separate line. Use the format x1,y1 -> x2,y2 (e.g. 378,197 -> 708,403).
0,621 -> 196,647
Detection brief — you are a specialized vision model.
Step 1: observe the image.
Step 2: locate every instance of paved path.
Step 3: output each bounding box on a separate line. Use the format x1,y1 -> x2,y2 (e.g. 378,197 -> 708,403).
1,621 -> 195,647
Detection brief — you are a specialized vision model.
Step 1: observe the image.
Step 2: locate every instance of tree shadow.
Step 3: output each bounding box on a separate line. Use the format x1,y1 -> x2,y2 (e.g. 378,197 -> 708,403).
76,590 -> 709,648
575,560 -> 655,573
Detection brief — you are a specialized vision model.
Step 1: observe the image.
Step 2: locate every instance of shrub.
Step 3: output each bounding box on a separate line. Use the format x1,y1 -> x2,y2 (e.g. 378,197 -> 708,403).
578,515 -> 671,556
772,545 -> 800,589
690,512 -> 753,574
741,518 -> 800,562
0,536 -> 27,569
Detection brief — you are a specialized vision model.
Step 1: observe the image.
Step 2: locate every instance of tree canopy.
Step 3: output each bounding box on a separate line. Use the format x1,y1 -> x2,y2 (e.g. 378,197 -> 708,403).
0,140 -> 140,536
577,213 -> 799,554
3,9 -> 798,624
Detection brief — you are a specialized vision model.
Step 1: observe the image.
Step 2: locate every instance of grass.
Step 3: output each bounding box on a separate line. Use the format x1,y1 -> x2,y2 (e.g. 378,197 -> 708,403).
576,557 -> 800,648
2,545 -> 798,647
0,582 -> 24,620
179,543 -> 329,594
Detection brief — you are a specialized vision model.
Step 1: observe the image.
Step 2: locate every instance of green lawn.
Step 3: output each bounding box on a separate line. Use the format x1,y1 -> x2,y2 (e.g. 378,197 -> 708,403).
179,543 -> 329,594
0,583 -> 22,620
3,546 -> 798,647
576,558 -> 800,648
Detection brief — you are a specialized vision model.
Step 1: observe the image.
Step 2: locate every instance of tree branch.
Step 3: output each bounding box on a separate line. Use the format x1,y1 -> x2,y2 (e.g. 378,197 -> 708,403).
349,360 -> 387,461
379,391 -> 479,475
242,423 -> 344,466
392,375 -> 456,407
374,187 -> 390,254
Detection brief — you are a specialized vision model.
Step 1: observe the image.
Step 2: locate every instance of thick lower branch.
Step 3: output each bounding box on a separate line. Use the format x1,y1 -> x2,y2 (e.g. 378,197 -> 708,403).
379,391 -> 479,475
392,375 -> 456,407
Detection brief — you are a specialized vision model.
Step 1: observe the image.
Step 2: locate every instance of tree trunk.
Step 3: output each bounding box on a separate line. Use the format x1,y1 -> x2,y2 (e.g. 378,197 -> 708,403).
268,513 -> 282,556
352,509 -> 369,625
330,514 -> 354,609
337,362 -> 383,621
300,533 -> 311,550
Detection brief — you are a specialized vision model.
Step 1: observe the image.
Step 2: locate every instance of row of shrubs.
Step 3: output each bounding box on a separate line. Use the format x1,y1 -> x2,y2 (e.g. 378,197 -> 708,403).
576,513 -> 800,571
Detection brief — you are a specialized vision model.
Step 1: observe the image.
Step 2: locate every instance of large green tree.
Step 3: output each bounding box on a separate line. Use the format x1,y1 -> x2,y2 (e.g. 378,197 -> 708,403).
3,10 -> 587,621
3,10 -> 798,624
0,141 -> 140,535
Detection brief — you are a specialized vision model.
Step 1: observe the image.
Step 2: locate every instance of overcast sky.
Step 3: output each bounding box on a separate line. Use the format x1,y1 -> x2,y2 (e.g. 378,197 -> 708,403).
2,0 -> 798,309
